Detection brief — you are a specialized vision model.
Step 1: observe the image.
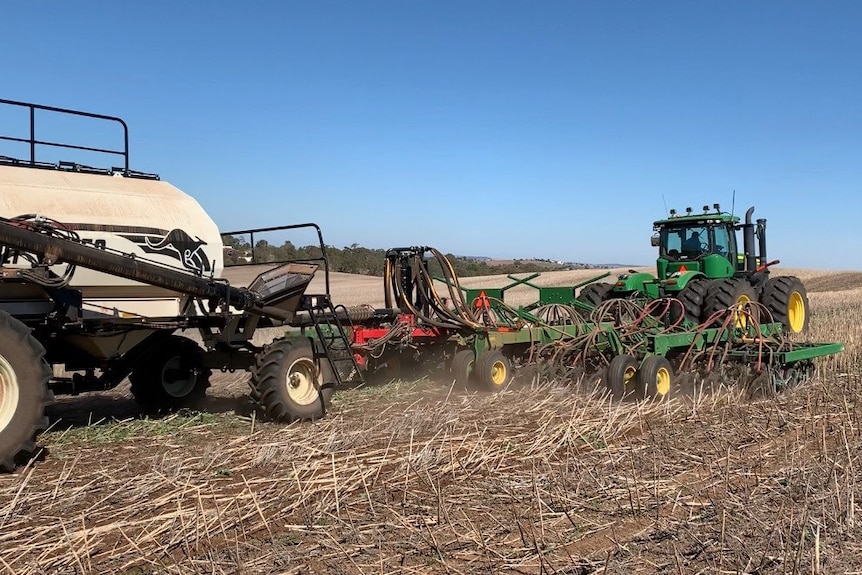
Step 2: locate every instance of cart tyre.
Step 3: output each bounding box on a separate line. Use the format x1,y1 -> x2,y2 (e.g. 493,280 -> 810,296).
129,335 -> 211,412
0,311 -> 53,472
250,338 -> 333,422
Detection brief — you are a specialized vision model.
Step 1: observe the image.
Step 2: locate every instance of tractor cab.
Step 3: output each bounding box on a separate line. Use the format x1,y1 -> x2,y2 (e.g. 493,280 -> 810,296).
653,205 -> 740,281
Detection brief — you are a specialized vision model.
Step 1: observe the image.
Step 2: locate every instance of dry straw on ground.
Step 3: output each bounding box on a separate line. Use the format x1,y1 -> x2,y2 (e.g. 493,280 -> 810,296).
0,270 -> 859,574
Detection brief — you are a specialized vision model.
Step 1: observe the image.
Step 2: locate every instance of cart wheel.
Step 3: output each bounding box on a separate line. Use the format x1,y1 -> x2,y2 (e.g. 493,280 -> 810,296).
450,349 -> 476,389
473,350 -> 513,392
0,311 -> 53,472
251,338 -> 333,422
607,354 -> 639,400
637,356 -> 673,400
129,335 -> 211,412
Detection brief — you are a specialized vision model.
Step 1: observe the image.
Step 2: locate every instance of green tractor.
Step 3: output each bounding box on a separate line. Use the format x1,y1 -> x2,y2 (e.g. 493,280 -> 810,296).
578,204 -> 810,333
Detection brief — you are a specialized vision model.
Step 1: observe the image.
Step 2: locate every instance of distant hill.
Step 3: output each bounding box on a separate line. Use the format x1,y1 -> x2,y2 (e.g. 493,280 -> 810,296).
465,257 -> 645,270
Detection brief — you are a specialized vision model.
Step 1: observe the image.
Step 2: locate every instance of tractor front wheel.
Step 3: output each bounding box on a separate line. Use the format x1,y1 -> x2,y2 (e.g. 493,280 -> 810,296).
672,276 -> 710,325
577,282 -> 614,313
0,311 -> 53,472
704,278 -> 759,328
760,276 -> 809,334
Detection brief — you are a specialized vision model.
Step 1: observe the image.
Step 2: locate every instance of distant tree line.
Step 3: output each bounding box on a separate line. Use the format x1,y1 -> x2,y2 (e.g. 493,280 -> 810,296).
223,237 -> 590,277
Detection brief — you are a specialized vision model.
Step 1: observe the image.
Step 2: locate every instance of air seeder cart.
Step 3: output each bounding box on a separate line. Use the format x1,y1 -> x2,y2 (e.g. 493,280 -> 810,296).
0,99 -> 359,470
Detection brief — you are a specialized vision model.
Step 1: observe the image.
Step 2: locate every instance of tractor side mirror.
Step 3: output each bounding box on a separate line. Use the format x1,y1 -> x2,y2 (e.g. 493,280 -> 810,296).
650,234 -> 660,247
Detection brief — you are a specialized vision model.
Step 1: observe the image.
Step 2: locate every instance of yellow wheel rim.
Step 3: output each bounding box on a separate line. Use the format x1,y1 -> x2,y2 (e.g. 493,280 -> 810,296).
623,365 -> 637,392
655,367 -> 671,397
735,294 -> 753,329
0,354 -> 19,432
490,360 -> 508,386
788,291 -> 806,333
286,358 -> 320,406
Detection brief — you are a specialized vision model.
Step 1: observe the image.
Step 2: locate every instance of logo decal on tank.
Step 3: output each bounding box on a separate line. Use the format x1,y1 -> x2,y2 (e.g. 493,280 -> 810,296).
118,229 -> 212,274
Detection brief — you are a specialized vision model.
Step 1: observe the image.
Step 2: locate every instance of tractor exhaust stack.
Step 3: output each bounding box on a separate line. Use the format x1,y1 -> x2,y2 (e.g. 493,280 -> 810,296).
743,206 -> 756,272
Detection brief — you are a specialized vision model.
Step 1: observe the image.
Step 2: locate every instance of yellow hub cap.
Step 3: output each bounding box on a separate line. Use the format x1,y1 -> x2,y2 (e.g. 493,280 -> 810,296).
787,291 -> 806,333
490,360 -> 508,386
623,365 -> 637,391
735,294 -> 753,329
654,367 -> 671,397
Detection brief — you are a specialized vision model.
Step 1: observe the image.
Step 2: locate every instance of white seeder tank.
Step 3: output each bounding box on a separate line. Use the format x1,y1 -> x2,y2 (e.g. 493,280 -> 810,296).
0,164 -> 225,318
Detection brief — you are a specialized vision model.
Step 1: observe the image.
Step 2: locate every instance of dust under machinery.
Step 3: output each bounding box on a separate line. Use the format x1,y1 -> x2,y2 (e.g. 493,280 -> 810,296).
0,98 -> 844,473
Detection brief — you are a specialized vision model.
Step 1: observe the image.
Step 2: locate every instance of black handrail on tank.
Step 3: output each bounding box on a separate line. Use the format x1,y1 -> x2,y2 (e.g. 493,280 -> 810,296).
0,98 -> 130,174
221,223 -> 332,297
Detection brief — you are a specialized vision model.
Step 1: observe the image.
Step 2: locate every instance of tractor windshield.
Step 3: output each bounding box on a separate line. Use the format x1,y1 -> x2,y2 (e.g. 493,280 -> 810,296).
661,225 -> 735,261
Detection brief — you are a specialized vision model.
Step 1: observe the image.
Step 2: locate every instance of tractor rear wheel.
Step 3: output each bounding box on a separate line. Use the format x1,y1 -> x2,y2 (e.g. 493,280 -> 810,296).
450,349 -> 476,389
704,278 -> 759,328
638,356 -> 673,399
251,338 -> 334,422
671,276 -> 710,325
607,354 -> 638,400
129,336 -> 211,412
577,282 -> 614,311
760,276 -> 809,334
0,311 -> 53,472
473,350 -> 513,392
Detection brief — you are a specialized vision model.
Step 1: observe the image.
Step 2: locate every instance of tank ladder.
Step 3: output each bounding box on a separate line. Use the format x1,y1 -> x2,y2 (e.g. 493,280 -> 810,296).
303,294 -> 364,392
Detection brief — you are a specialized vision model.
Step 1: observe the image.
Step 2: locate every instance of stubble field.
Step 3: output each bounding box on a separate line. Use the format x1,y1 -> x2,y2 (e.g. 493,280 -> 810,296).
0,267 -> 860,574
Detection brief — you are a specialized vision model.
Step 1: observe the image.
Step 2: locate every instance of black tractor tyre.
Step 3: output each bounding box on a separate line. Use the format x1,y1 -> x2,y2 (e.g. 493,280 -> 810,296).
606,354 -> 639,400
577,282 -> 615,310
473,350 -> 513,392
703,277 -> 759,327
0,311 -> 53,472
760,276 -> 810,334
450,349 -> 476,390
250,338 -> 334,422
129,335 -> 211,413
671,277 -> 710,325
638,355 -> 674,400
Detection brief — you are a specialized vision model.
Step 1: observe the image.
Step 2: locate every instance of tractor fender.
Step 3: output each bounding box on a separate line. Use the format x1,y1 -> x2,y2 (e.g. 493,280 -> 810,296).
671,270 -> 707,289
611,272 -> 656,294
664,270 -> 706,292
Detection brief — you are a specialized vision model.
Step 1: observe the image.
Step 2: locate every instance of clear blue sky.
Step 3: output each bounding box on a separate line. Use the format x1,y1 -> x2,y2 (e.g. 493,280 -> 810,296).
2,1 -> 860,268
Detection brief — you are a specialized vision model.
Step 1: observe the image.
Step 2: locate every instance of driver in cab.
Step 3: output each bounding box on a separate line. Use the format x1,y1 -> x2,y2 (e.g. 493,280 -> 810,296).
682,231 -> 705,254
